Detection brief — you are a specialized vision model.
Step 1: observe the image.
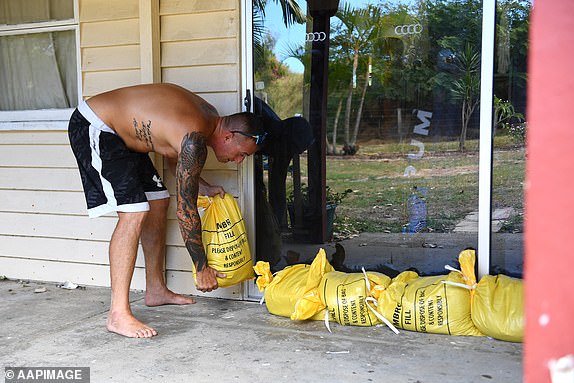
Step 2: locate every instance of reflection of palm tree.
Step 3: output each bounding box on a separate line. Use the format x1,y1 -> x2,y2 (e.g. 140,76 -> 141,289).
282,42 -> 309,74
283,40 -> 348,155
253,1 -> 306,73
451,44 -> 480,152
325,55 -> 351,154
254,0 -> 306,26
332,4 -> 381,151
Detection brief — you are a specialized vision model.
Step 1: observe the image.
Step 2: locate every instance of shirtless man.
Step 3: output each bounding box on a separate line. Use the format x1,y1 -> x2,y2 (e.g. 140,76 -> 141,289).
68,83 -> 265,338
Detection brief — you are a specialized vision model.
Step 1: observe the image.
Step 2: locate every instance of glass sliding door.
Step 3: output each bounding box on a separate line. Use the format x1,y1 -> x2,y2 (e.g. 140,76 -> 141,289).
323,0 -> 483,275
249,0 -> 528,280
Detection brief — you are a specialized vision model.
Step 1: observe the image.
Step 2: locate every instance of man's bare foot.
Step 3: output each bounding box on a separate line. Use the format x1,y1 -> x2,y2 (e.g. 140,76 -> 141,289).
107,311 -> 157,338
145,288 -> 196,307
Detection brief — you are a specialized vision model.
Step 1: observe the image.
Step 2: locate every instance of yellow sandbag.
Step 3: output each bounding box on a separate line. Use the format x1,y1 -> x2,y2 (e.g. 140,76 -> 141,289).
319,270 -> 392,327
377,249 -> 483,336
471,274 -> 524,342
196,193 -> 254,288
254,248 -> 334,320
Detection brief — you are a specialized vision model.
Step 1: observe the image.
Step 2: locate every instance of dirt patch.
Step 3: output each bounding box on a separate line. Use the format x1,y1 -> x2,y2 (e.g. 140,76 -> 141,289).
411,165 -> 478,177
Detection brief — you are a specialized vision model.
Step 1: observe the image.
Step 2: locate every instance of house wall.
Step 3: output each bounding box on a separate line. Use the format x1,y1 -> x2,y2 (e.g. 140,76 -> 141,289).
0,0 -> 247,299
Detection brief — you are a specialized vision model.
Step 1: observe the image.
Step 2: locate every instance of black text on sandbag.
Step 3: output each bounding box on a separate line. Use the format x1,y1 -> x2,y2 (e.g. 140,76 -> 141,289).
216,219 -> 232,230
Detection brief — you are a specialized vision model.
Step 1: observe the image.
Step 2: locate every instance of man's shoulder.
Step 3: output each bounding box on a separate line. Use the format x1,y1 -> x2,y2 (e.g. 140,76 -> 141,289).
163,113 -> 215,153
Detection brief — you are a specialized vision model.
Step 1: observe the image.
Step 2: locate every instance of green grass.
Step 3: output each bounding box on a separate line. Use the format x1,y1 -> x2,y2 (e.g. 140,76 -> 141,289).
285,137 -> 525,234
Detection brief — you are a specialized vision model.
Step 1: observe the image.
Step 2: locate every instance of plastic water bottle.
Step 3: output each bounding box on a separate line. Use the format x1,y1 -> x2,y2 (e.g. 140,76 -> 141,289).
406,187 -> 427,233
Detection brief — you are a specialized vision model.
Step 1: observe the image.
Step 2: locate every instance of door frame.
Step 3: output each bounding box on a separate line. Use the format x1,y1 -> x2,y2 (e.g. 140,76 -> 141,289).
240,0 -> 262,300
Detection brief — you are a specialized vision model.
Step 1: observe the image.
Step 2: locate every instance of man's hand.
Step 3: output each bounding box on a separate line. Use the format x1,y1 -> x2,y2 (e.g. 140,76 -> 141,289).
200,183 -> 225,198
195,266 -> 227,292
199,185 -> 225,198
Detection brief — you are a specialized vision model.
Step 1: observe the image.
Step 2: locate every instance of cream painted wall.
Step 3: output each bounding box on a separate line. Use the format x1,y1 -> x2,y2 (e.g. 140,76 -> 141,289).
0,0 -> 248,299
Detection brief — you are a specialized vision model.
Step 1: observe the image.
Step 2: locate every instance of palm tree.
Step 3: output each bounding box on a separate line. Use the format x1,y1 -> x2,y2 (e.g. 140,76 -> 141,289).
451,44 -> 480,151
253,1 -> 306,87
254,0 -> 306,26
326,56 -> 352,154
332,4 -> 381,152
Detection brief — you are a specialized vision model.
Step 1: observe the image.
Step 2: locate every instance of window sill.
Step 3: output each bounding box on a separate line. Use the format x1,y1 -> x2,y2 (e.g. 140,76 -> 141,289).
0,109 -> 74,131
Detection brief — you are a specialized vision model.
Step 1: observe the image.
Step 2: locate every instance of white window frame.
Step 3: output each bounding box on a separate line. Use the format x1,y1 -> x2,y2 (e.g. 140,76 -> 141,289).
0,0 -> 81,131
477,0 -> 496,278
240,0 -> 260,300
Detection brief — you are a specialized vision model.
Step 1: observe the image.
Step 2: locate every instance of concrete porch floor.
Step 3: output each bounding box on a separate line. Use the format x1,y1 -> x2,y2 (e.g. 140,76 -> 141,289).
1,277 -> 522,382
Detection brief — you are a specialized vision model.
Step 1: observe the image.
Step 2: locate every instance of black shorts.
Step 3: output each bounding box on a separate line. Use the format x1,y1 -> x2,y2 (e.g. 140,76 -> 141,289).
68,101 -> 170,218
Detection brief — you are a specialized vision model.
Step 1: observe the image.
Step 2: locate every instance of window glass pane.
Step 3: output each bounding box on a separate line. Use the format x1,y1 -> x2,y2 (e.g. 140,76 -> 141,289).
0,0 -> 74,25
253,0 -> 483,274
0,30 -> 77,110
252,0 -> 527,279
322,0 -> 483,275
491,0 -> 531,277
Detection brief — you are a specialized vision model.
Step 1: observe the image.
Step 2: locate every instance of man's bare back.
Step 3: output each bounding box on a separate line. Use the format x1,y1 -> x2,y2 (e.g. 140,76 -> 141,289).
86,83 -> 219,159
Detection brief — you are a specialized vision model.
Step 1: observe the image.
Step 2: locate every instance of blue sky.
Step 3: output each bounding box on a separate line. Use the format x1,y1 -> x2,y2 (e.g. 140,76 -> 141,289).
263,0 -> 373,73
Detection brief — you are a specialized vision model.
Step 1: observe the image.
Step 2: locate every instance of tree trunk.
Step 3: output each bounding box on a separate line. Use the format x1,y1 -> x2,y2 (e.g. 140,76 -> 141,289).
343,78 -> 353,146
332,96 -> 343,154
492,108 -> 499,137
459,99 -> 468,151
351,63 -> 370,146
351,48 -> 359,89
459,99 -> 479,151
397,108 -> 403,143
343,48 -> 359,146
326,136 -> 333,155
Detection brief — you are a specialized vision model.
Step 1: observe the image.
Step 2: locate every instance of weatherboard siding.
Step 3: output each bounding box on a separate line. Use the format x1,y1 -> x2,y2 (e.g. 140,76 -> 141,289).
0,0 -> 244,299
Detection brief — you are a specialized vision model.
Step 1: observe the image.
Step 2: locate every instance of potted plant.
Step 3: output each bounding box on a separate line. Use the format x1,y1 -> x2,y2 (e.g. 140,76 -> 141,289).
287,184 -> 352,240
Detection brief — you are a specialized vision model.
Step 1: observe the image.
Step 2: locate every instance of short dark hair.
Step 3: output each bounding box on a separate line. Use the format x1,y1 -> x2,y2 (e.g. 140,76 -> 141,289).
224,112 -> 264,136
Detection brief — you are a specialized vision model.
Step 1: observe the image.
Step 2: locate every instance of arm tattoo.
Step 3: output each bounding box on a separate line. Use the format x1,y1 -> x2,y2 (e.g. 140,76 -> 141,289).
176,132 -> 208,271
133,118 -> 155,151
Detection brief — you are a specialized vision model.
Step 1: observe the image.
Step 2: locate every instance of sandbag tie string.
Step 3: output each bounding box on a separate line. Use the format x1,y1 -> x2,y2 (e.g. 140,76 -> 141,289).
362,267 -> 399,334
324,310 -> 332,333
326,301 -> 394,335
442,280 -> 477,290
322,268 -> 399,334
365,297 -> 400,335
444,264 -> 475,284
361,267 -> 372,292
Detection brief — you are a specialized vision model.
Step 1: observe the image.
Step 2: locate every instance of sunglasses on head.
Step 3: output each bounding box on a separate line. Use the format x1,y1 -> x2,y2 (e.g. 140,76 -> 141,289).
231,130 -> 268,145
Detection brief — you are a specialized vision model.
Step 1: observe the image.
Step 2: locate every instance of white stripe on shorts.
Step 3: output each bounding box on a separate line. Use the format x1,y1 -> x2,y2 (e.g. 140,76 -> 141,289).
146,190 -> 171,201
88,124 -> 119,216
78,101 -> 114,133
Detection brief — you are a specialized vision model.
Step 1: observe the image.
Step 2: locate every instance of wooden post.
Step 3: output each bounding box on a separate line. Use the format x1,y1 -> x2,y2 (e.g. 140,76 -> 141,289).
306,0 -> 339,243
139,0 -> 160,84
